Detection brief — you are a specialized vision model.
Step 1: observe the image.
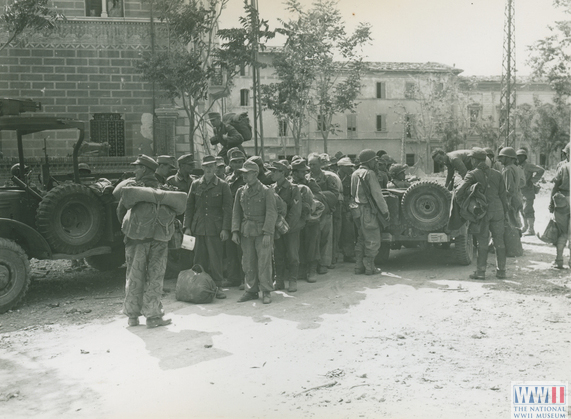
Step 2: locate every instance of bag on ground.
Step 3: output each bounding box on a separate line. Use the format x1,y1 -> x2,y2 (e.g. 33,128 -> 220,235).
175,264 -> 218,304
504,222 -> 523,257
537,218 -> 559,245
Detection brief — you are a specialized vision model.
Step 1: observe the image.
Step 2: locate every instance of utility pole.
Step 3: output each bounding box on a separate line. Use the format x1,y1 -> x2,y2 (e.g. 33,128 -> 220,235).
499,0 -> 517,148
250,0 -> 264,160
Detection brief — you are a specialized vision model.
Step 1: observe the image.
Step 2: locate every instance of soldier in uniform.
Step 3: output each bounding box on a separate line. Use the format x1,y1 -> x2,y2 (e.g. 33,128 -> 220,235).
224,148 -> 247,288
155,155 -> 176,185
184,155 -> 233,299
249,155 -> 274,185
209,112 -> 245,163
337,157 -> 356,262
269,160 -> 302,292
431,148 -> 475,190
517,148 -> 545,236
116,155 -> 172,328
215,156 -> 227,179
232,158 -> 277,304
321,153 -> 344,267
376,158 -> 390,188
456,148 -> 509,280
167,154 -> 195,193
497,147 -> 522,228
550,143 -> 570,269
351,149 -> 390,275
388,164 -> 411,189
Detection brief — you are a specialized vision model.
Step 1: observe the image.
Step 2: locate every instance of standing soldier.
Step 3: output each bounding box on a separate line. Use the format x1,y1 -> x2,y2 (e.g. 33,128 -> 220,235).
497,147 -> 522,227
337,157 -> 356,262
155,155 -> 176,185
269,160 -> 302,292
376,157 -> 390,188
549,143 -> 570,269
232,158 -> 277,304
167,154 -> 195,193
517,148 -> 545,236
184,155 -> 232,299
457,148 -> 509,279
116,155 -> 172,328
215,156 -> 227,179
321,154 -> 344,267
351,149 -> 390,275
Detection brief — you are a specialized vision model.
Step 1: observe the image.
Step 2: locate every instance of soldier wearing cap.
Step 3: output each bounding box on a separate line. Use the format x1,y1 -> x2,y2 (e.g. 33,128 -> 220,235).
337,157 -> 356,261
209,112 -> 245,164
457,148 -> 509,280
516,148 -> 545,236
484,147 -> 502,171
224,148 -> 247,288
321,154 -> 344,266
248,155 -> 273,185
184,155 -> 233,299
116,155 -> 172,328
549,143 -> 570,268
155,155 -> 176,185
291,158 -> 321,282
388,164 -> 410,189
269,160 -> 302,292
432,148 -> 475,190
232,157 -> 278,304
497,147 -> 522,228
215,156 -> 227,179
351,149 -> 389,275
167,154 -> 196,193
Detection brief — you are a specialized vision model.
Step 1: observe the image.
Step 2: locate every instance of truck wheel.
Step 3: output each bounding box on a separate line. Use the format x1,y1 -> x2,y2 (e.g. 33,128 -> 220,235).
374,243 -> 391,266
85,247 -> 126,271
401,181 -> 451,232
0,238 -> 31,314
36,184 -> 105,254
454,233 -> 473,265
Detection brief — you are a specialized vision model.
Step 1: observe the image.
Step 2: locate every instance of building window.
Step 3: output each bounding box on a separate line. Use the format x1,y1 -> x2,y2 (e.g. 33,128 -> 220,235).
376,82 -> 386,99
468,105 -> 480,128
90,113 -> 125,156
86,0 -> 123,17
406,153 -> 415,166
239,64 -> 246,76
278,119 -> 288,137
404,82 -> 415,99
347,113 -> 357,133
376,115 -> 387,132
405,114 -> 415,138
240,89 -> 249,106
317,114 -> 327,132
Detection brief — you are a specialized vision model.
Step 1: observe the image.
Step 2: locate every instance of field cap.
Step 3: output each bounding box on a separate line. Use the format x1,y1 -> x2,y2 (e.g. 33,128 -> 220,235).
291,158 -> 310,171
178,154 -> 194,165
237,159 -> 260,174
202,155 -> 216,166
215,156 -> 226,167
131,154 -> 158,171
337,157 -> 354,167
157,155 -> 176,169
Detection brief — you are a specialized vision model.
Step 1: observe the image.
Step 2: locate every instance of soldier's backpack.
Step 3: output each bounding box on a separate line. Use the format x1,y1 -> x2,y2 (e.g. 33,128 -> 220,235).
223,112 -> 252,141
175,265 -> 218,304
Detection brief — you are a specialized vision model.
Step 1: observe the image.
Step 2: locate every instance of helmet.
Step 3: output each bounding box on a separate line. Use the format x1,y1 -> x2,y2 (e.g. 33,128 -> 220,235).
498,147 -> 517,159
10,163 -> 30,177
78,163 -> 91,173
389,164 -> 407,177
358,149 -> 377,164
516,148 -> 528,157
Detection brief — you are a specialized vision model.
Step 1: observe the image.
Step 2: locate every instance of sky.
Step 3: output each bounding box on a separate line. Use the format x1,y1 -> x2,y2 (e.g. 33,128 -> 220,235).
218,0 -> 568,76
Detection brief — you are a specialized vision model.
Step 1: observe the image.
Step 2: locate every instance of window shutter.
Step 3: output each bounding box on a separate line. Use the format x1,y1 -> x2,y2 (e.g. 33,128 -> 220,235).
376,82 -> 386,99
381,115 -> 387,131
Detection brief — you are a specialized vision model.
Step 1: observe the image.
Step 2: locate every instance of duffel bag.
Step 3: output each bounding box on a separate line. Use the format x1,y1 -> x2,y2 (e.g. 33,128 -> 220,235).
504,222 -> 523,257
175,265 -> 218,304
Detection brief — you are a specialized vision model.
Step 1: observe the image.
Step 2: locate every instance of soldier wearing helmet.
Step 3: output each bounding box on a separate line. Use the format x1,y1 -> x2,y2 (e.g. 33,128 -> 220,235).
516,148 -> 544,236
388,164 -> 410,189
498,147 -> 522,228
351,149 -> 389,275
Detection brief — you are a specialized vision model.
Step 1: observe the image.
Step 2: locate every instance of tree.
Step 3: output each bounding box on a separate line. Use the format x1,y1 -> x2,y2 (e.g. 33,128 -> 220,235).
1,0 -> 65,52
261,0 -> 371,155
137,0 -> 232,159
530,97 -> 569,166
474,115 -> 501,151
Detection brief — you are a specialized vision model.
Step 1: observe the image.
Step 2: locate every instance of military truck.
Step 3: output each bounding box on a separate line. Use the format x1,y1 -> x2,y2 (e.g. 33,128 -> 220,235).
376,180 -> 474,266
0,99 -> 124,313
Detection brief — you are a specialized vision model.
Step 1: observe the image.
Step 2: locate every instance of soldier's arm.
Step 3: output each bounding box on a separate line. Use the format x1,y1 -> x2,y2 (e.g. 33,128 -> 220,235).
367,170 -> 389,214
451,157 -> 468,178
183,181 -> 197,231
286,185 -> 302,227
455,170 -> 477,199
326,173 -> 341,197
498,173 -> 509,216
231,188 -> 243,233
262,188 -> 277,235
530,163 -> 545,184
445,163 -> 455,189
221,181 -> 233,232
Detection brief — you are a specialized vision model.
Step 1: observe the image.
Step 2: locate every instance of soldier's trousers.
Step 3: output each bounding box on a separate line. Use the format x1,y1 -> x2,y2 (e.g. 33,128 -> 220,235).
299,221 -> 320,268
521,190 -> 536,218
318,213 -> 333,267
332,205 -> 342,263
355,206 -> 381,259
474,212 -> 506,272
340,210 -> 356,258
225,240 -> 244,285
241,235 -> 273,293
275,230 -> 300,280
123,240 -> 168,319
194,235 -> 224,285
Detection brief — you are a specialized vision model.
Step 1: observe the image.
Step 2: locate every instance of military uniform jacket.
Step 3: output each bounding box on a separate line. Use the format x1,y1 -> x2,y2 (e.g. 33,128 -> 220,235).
275,178 -> 302,232
167,171 -> 195,194
184,175 -> 232,236
351,167 -> 389,214
232,179 -> 277,237
311,170 -> 341,198
457,164 -> 507,219
226,171 -> 246,197
520,161 -> 545,193
502,164 -> 522,209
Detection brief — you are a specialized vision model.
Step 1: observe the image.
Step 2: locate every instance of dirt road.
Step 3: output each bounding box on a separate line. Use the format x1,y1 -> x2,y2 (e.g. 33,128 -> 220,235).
0,193 -> 569,419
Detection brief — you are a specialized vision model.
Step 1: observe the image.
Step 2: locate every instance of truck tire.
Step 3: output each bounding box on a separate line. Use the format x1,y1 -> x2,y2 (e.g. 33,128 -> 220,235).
454,233 -> 473,265
401,181 -> 451,232
0,238 -> 31,314
36,184 -> 105,254
85,248 -> 126,271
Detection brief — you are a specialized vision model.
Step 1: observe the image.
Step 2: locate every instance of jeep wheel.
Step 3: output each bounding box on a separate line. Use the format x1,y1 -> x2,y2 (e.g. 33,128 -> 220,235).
0,238 -> 31,314
86,247 -> 126,271
401,181 -> 451,232
454,233 -> 473,265
36,184 -> 105,254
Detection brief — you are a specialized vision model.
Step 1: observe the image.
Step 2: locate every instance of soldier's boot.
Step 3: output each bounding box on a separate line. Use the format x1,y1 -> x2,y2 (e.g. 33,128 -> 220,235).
354,250 -> 365,274
495,246 -> 507,279
307,262 -> 317,283
298,263 -> 308,281
274,264 -> 286,290
288,265 -> 299,292
363,257 -> 382,275
553,238 -> 566,269
521,217 -> 528,234
262,291 -> 271,304
469,271 -> 486,280
524,218 -> 535,236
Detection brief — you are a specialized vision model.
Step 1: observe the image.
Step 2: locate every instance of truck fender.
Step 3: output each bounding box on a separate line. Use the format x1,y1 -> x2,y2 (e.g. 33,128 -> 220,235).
0,218 -> 52,259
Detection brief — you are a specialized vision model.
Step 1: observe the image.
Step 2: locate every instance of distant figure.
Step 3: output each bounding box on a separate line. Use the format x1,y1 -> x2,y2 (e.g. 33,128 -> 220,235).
549,143 -> 570,269
516,148 -> 545,236
155,155 -> 176,185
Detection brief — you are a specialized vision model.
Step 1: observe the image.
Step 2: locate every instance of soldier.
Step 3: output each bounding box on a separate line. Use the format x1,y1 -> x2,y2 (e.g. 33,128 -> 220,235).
497,147 -> 522,228
249,155 -> 274,185
485,147 -> 503,172
550,143 -> 570,269
321,154 -> 344,266
155,155 -> 176,185
351,149 -> 389,275
517,148 -> 545,236
269,160 -> 302,292
376,157 -> 389,188
167,154 -> 195,193
456,148 -> 509,280
209,112 -> 245,163
184,155 -> 233,299
337,157 -> 356,262
116,154 -> 172,328
431,148 -> 475,190
232,158 -> 277,304
388,164 -> 411,189
215,156 -> 226,179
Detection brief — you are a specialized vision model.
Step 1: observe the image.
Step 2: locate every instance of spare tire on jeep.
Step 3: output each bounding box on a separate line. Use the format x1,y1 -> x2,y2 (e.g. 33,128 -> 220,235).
401,181 -> 451,232
36,183 -> 105,254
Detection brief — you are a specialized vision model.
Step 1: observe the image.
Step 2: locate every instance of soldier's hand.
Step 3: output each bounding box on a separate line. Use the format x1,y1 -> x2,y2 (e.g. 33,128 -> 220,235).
382,212 -> 390,222
232,232 -> 240,245
262,234 -> 271,247
220,230 -> 230,241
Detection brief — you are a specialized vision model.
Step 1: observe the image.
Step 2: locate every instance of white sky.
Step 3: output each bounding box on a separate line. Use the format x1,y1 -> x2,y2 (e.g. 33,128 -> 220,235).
219,0 -> 568,76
